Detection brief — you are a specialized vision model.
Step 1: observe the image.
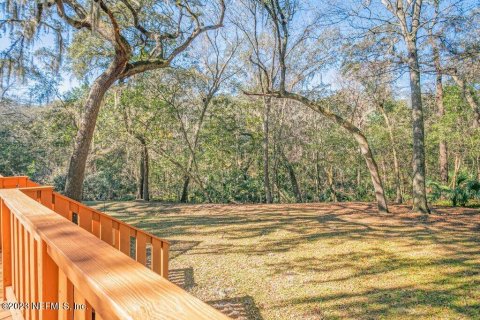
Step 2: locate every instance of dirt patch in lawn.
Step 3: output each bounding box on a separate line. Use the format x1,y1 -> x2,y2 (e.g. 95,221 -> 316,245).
88,201 -> 480,320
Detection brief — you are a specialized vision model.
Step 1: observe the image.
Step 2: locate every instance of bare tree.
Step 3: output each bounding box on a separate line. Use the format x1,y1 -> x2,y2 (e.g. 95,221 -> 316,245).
378,0 -> 429,213
243,0 -> 389,212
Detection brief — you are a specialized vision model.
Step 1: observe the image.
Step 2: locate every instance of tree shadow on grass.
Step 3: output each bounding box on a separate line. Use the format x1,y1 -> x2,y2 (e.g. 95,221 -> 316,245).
89,201 -> 480,318
169,239 -> 201,259
169,267 -> 196,289
284,282 -> 480,319
208,296 -> 264,320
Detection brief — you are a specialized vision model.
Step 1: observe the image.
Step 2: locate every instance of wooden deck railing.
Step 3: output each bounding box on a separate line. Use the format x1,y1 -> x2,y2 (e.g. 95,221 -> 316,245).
0,184 -> 230,319
0,176 -> 169,279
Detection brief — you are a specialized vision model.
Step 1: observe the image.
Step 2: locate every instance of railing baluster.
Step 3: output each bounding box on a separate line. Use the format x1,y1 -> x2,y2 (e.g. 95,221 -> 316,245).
13,217 -> 19,301
58,270 -> 74,320
40,188 -> 53,209
1,199 -> 12,296
24,229 -> 30,320
119,224 -> 130,256
55,195 -> 70,219
78,207 -> 93,233
113,222 -> 120,249
19,225 -> 25,317
136,233 -> 147,265
39,241 -> 59,320
92,213 -> 100,237
73,289 -> 90,320
100,215 -> 113,245
29,235 -> 38,320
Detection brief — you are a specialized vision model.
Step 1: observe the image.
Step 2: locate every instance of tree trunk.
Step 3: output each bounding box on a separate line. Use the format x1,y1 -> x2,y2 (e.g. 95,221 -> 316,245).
284,158 -> 302,202
263,97 -> 273,203
315,152 -> 321,201
380,159 -> 386,190
326,166 -> 337,202
142,143 -> 150,201
379,106 -> 403,203
138,149 -> 145,200
477,156 -> 480,181
180,176 -> 190,202
407,42 -> 430,213
451,154 -> 461,188
431,39 -> 449,184
356,167 -> 361,189
281,92 -> 388,212
64,57 -> 128,200
178,98 -> 211,203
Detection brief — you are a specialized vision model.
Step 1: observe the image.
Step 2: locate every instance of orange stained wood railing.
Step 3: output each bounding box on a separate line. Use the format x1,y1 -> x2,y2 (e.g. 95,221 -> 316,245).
0,179 -> 231,320
0,176 -> 169,279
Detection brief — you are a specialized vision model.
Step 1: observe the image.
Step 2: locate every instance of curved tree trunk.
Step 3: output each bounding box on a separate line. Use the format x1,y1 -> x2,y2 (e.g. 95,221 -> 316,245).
280,92 -> 388,213
64,57 -> 128,200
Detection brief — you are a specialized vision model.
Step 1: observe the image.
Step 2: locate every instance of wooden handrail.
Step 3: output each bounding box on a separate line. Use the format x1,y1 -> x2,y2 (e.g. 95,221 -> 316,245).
0,177 -> 170,278
0,189 -> 230,319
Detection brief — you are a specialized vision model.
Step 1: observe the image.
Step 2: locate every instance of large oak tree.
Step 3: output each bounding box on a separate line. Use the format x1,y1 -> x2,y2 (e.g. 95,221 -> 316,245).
1,0 -> 225,200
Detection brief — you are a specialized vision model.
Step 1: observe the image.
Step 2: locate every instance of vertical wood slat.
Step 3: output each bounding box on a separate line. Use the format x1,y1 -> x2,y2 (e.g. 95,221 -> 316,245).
74,289 -> 91,320
100,215 -> 113,246
136,233 -> 147,266
113,222 -> 120,250
1,199 -> 12,296
58,270 -> 74,320
152,239 -> 169,278
161,241 -> 169,279
39,241 -> 59,320
92,213 -> 100,238
19,225 -> 25,318
24,230 -> 31,320
119,224 -> 130,256
78,207 -> 93,233
30,236 -> 38,320
13,217 -> 19,300
40,188 -> 53,209
86,301 -> 94,320
54,196 -> 70,219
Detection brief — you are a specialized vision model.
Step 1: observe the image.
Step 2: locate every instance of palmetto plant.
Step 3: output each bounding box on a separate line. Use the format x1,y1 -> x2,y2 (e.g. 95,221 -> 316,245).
428,173 -> 480,207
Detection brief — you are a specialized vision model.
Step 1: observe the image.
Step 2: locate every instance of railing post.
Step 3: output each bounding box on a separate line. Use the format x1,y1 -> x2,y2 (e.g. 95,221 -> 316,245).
1,199 -> 12,296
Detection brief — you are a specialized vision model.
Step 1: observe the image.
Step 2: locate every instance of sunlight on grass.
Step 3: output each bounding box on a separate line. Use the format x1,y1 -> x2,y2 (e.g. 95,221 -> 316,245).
88,201 -> 480,320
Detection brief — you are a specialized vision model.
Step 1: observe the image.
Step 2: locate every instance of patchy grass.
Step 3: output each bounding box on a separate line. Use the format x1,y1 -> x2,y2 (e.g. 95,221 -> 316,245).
88,201 -> 480,320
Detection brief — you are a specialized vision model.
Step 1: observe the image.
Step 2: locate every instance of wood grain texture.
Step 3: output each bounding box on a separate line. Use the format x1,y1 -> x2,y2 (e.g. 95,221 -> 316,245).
0,190 -> 230,320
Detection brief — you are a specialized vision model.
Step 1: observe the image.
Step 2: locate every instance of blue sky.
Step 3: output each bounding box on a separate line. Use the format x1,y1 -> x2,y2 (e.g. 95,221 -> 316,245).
1,0 -> 476,104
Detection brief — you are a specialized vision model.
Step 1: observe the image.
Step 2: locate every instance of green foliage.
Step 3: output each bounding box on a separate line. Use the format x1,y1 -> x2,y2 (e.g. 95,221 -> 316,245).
428,173 -> 480,207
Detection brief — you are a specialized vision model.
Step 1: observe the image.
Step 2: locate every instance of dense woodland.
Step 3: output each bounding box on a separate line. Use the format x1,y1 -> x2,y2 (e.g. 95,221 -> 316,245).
1,0 -> 479,211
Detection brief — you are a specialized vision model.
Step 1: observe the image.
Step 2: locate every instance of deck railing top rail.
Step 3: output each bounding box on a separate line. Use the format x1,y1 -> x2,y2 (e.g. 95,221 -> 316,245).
0,188 -> 230,319
0,176 -> 170,278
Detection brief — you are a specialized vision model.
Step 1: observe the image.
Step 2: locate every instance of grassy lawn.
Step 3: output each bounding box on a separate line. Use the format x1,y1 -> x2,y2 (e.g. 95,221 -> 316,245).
88,201 -> 480,320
